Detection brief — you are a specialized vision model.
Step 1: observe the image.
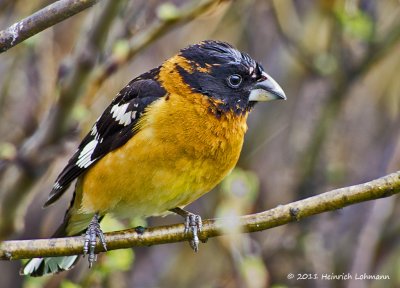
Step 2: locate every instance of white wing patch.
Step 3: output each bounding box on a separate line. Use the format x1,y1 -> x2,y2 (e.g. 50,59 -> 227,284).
76,139 -> 98,168
53,181 -> 62,190
111,103 -> 132,126
90,124 -> 98,136
74,102 -> 136,170
22,258 -> 44,275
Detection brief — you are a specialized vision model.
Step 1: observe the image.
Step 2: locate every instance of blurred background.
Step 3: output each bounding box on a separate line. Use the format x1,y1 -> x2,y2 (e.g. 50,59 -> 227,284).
0,0 -> 400,287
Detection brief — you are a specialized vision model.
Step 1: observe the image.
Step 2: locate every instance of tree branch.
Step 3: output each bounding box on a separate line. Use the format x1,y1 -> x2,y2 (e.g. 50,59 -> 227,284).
0,0 -> 100,53
1,171 -> 399,261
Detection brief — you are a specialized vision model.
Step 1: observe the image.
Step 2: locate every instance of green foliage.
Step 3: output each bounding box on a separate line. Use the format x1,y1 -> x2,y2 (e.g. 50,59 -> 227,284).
335,6 -> 374,41
113,40 -> 130,59
240,256 -> 268,288
72,104 -> 90,122
60,280 -> 82,288
157,3 -> 180,21
0,142 -> 16,160
101,249 -> 134,272
23,275 -> 51,288
313,53 -> 337,75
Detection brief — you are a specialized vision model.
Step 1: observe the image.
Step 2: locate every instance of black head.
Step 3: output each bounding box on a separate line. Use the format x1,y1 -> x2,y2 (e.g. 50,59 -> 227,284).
177,40 -> 286,114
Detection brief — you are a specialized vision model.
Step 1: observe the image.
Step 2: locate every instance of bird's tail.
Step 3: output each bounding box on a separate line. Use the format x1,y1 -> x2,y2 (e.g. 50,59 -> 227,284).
21,255 -> 80,277
20,207 -> 96,277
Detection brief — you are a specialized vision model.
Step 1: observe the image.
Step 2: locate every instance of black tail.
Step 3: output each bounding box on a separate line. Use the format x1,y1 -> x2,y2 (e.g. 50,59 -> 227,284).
20,255 -> 80,277
20,207 -> 98,277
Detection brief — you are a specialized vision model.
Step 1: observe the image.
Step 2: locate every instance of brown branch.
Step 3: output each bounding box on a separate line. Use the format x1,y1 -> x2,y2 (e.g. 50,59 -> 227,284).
0,0 -> 101,53
1,171 -> 399,261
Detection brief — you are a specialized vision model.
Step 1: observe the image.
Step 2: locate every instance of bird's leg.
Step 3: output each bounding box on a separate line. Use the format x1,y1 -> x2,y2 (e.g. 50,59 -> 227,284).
83,213 -> 107,268
170,207 -> 202,252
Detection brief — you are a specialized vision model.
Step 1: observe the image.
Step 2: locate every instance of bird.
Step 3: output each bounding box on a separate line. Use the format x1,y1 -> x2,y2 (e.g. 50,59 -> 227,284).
21,40 -> 286,276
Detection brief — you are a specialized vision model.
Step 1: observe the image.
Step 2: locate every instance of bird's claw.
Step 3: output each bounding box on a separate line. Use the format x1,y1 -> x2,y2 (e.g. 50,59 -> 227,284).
83,214 -> 107,268
184,213 -> 202,252
170,208 -> 203,252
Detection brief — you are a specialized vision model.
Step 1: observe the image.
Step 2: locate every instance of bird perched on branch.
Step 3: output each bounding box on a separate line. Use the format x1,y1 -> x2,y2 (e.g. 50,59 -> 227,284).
21,40 -> 286,276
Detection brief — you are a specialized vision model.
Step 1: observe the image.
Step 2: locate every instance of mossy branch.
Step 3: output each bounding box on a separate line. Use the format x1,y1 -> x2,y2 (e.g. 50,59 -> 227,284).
0,0 -> 100,53
1,171 -> 399,261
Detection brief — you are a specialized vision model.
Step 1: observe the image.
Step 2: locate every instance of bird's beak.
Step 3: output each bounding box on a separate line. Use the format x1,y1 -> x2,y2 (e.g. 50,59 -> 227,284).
249,71 -> 286,102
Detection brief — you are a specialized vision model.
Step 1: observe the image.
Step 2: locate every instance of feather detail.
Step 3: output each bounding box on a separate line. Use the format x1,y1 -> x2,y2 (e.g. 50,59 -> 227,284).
44,68 -> 166,207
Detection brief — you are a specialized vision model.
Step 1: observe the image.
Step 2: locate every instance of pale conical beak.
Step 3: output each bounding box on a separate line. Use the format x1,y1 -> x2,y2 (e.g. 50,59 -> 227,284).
249,71 -> 286,102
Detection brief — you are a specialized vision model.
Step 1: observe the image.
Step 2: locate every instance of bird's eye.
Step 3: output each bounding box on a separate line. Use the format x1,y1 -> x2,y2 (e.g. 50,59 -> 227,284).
227,74 -> 242,88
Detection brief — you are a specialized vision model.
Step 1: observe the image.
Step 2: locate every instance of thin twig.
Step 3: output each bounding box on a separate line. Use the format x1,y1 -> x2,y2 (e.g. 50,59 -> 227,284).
1,170 -> 399,260
296,20 -> 400,196
84,0 -> 224,104
0,0 -> 101,53
270,0 -> 321,75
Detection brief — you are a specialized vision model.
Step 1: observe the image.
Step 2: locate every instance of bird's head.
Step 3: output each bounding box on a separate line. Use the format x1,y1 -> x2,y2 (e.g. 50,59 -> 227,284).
159,40 -> 286,115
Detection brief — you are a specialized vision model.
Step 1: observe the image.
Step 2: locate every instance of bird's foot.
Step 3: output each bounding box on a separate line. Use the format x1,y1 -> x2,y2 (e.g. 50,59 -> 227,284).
83,213 -> 107,268
170,207 -> 202,252
184,213 -> 202,252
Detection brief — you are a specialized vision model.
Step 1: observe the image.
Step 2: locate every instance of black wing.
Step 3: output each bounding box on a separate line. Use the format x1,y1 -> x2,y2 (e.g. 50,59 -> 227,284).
44,68 -> 166,207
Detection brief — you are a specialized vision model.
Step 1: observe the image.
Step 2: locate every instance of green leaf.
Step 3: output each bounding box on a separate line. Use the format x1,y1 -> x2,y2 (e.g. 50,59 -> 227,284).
335,7 -> 374,41
0,142 -> 16,160
240,256 -> 268,288
101,248 -> 134,272
71,104 -> 90,122
23,276 -> 51,288
157,3 -> 180,21
313,53 -> 337,75
60,280 -> 82,288
113,40 -> 130,59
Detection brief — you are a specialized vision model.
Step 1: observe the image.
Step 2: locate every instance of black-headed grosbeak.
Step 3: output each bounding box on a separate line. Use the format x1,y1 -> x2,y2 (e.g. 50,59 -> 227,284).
22,40 -> 286,276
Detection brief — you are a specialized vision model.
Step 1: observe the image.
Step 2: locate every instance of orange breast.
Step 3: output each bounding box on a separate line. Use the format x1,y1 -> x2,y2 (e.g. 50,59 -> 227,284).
77,87 -> 248,218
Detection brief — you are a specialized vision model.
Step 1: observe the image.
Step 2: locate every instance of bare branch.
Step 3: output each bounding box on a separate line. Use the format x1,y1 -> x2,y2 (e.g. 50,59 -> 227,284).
1,171 -> 399,261
0,0 -> 101,53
